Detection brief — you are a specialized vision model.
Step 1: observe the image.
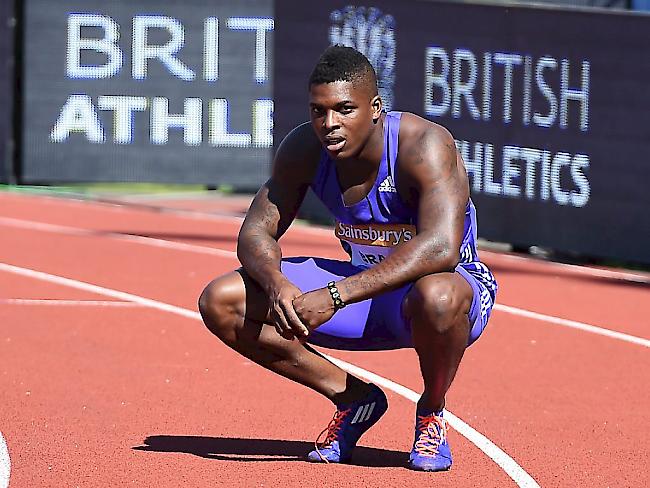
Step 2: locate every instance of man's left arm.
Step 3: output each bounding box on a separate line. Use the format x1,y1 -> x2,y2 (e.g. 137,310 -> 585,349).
293,120 -> 469,329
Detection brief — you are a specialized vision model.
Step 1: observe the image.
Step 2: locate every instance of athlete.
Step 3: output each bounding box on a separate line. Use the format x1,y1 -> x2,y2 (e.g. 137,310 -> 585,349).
198,46 -> 497,472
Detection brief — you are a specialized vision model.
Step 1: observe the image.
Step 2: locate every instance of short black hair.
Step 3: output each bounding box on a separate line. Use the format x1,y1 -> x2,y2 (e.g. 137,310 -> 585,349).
308,45 -> 378,94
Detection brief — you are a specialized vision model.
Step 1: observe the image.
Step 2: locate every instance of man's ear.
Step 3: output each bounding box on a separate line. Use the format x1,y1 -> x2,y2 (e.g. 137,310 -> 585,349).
371,95 -> 383,123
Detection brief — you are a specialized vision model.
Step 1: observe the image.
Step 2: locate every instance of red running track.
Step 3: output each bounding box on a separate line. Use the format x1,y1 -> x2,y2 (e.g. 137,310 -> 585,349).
0,191 -> 648,487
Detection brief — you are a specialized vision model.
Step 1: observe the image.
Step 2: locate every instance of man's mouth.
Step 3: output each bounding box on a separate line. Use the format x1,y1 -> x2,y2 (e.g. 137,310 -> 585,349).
324,136 -> 346,152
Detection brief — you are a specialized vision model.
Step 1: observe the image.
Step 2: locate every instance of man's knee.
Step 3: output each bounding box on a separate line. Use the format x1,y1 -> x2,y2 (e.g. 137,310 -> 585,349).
405,275 -> 470,335
198,273 -> 245,342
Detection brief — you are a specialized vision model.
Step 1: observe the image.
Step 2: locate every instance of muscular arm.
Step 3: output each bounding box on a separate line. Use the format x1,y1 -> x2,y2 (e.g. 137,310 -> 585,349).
237,123 -> 320,293
337,115 -> 469,304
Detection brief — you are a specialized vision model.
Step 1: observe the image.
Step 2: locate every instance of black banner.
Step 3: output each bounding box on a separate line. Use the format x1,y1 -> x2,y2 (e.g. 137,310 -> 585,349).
274,0 -> 650,264
21,0 -> 273,189
0,0 -> 13,183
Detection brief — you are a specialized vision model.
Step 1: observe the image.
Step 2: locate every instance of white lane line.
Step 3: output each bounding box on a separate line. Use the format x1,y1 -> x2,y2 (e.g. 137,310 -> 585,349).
0,263 -> 198,321
494,304 -> 650,348
0,431 -> 9,488
1,216 -> 648,348
4,192 -> 650,285
480,250 -> 650,285
116,192 -> 223,202
0,299 -> 143,307
0,216 -> 236,259
5,193 -> 650,284
0,261 -> 539,488
324,354 -> 539,488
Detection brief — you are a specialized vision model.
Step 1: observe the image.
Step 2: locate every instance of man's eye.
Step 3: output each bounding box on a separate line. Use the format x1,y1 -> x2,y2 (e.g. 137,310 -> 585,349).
341,107 -> 354,114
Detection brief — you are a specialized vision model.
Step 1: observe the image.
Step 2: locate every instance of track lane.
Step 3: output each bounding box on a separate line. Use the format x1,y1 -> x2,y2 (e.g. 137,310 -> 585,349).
1,264 -> 539,488
1,192 -> 649,486
0,192 -> 347,260
1,211 -> 648,345
2,213 -> 649,355
3,258 -> 648,487
2,192 -> 648,338
5,270 -> 511,486
0,272 -> 126,302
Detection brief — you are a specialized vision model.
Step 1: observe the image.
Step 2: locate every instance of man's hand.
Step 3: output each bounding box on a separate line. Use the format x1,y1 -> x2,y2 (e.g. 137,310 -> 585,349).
267,278 -> 310,340
293,288 -> 336,331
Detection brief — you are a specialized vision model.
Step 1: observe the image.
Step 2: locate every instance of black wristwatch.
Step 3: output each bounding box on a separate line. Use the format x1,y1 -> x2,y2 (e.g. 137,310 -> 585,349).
327,281 -> 346,310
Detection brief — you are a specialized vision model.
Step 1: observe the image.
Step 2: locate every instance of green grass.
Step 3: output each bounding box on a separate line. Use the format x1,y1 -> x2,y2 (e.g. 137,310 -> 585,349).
0,183 -> 224,196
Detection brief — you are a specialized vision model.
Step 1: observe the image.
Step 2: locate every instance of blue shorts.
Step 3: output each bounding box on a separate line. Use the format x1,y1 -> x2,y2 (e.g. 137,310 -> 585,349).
281,257 -> 495,351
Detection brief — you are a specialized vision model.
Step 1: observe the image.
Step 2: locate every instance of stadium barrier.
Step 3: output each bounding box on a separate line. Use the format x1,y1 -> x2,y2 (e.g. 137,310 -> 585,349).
8,0 -> 650,264
19,0 -> 273,190
0,0 -> 14,183
274,0 -> 650,265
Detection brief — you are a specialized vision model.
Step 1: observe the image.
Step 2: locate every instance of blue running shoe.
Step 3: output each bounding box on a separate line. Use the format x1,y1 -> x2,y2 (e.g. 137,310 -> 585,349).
307,384 -> 388,463
408,409 -> 452,471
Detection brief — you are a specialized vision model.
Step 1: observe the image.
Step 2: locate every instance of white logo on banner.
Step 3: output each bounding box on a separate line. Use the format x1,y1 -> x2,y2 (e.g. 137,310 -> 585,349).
329,6 -> 396,111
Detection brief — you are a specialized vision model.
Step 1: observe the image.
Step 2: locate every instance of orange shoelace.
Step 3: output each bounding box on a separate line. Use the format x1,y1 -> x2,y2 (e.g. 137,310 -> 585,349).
414,413 -> 449,457
314,408 -> 351,463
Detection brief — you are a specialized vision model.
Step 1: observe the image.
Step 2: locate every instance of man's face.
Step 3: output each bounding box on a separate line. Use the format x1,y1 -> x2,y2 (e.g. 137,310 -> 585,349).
309,80 -> 381,159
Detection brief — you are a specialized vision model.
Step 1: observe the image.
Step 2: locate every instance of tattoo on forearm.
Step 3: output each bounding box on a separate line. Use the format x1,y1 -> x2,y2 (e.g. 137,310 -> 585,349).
338,236 -> 455,304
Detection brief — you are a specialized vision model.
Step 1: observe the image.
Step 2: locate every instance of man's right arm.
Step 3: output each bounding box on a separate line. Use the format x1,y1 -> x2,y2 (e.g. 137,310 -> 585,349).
236,123 -> 321,337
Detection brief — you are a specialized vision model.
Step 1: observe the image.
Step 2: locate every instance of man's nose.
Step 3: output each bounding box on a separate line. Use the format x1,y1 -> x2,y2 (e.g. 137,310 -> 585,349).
324,110 -> 340,130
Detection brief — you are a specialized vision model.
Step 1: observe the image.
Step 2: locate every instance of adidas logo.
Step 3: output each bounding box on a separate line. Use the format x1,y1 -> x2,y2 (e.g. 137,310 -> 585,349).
378,175 -> 396,193
350,402 -> 376,424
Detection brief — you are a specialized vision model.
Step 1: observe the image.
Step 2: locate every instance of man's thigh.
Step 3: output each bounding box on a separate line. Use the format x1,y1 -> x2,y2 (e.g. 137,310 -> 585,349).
455,264 -> 493,346
281,257 -> 493,350
281,257 -> 413,350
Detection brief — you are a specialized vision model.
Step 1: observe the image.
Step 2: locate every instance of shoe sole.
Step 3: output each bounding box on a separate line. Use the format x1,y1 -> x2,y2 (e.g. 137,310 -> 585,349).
407,463 -> 452,472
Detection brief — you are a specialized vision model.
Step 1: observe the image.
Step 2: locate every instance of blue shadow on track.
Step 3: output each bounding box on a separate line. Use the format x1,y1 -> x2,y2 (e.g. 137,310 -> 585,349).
134,435 -> 408,468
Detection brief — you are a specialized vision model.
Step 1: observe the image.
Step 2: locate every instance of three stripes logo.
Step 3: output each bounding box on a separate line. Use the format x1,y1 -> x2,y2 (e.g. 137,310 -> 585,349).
378,175 -> 396,193
350,401 -> 376,424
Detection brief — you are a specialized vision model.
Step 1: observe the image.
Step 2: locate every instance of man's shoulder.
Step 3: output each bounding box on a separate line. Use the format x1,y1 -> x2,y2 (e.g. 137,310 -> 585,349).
394,112 -> 455,173
272,122 -> 322,182
277,122 -> 322,162
397,112 -> 454,149
393,112 -> 468,203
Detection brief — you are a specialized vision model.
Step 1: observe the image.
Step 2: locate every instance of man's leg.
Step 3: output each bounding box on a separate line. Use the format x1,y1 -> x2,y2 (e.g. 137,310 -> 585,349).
198,269 -> 373,404
198,265 -> 389,464
403,272 -> 473,412
402,271 -> 473,471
